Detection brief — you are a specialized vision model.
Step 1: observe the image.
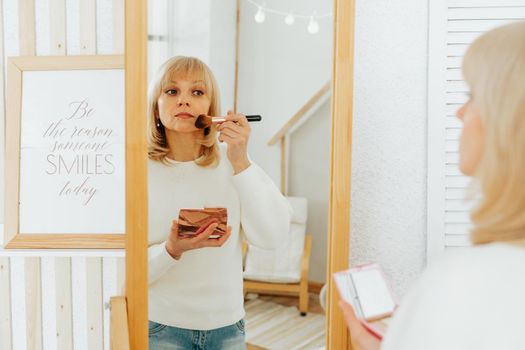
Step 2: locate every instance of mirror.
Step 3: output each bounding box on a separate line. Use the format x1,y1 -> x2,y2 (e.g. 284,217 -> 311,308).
146,0 -> 333,349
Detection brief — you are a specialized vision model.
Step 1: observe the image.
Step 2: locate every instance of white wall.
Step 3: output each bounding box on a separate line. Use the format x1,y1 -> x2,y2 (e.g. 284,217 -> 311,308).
350,0 -> 429,298
237,0 -> 332,183
210,0 -> 236,112
289,99 -> 331,283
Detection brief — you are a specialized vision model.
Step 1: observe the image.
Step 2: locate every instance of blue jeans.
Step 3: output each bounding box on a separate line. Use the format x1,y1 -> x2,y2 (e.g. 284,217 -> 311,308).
148,320 -> 247,350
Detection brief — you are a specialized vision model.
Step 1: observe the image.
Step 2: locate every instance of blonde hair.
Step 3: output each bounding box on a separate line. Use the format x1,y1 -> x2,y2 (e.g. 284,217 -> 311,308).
147,56 -> 220,166
462,21 -> 525,244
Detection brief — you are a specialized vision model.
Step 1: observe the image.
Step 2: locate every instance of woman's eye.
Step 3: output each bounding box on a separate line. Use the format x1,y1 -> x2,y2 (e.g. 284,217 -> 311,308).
193,90 -> 204,96
165,89 -> 177,95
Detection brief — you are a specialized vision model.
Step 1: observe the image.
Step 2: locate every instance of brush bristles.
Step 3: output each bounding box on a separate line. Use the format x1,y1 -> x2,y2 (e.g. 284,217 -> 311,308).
195,114 -> 211,129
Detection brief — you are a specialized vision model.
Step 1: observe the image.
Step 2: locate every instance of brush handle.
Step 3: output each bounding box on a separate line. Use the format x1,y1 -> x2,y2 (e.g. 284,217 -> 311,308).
208,115 -> 262,123
246,115 -> 262,122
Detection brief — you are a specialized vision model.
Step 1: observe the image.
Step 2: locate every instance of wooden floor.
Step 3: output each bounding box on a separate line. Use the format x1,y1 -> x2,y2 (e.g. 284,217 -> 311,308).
245,293 -> 324,350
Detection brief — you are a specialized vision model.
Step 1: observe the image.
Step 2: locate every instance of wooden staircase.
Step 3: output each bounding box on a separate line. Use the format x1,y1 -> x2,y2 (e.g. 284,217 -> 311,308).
268,81 -> 331,194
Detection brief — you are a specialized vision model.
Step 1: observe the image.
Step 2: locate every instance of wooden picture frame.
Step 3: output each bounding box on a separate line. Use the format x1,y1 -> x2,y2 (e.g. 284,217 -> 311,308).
4,55 -> 126,249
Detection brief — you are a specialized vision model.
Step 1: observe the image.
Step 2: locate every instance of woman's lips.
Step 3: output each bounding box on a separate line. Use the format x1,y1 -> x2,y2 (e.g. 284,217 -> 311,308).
175,113 -> 194,119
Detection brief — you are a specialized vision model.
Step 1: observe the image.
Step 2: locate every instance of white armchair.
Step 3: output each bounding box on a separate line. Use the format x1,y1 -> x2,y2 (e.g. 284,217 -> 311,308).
243,196 -> 312,315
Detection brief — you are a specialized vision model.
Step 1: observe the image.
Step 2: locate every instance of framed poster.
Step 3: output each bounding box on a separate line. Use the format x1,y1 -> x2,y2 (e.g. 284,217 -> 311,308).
4,55 -> 125,248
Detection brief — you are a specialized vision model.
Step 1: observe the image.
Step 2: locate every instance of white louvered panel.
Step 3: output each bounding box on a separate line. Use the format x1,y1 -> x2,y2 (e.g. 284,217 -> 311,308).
445,152 -> 459,164
446,43 -> 469,57
445,164 -> 462,176
446,106 -> 462,118
445,223 -> 473,235
448,7 -> 525,19
448,18 -> 517,32
447,32 -> 483,44
445,246 -> 470,255
442,2 -> 525,254
445,175 -> 470,188
445,234 -> 471,247
445,140 -> 459,152
446,188 -> 468,200
446,68 -> 462,80
445,116 -> 462,128
449,0 -> 525,7
446,92 -> 468,104
445,211 -> 471,223
445,199 -> 474,211
445,128 -> 461,141
446,104 -> 462,116
429,0 -> 525,259
447,56 -> 464,68
446,80 -> 469,92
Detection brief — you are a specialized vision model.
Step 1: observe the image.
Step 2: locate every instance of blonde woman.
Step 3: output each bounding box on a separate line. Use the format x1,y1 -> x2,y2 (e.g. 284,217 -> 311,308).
147,56 -> 291,349
341,21 -> 525,350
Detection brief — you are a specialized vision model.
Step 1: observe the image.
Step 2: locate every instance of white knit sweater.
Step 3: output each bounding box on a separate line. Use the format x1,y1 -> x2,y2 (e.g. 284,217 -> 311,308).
382,241 -> 525,350
148,144 -> 291,330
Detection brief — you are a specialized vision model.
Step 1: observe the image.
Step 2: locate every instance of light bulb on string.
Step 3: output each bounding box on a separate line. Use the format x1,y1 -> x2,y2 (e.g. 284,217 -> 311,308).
254,5 -> 265,23
284,12 -> 295,25
307,11 -> 319,34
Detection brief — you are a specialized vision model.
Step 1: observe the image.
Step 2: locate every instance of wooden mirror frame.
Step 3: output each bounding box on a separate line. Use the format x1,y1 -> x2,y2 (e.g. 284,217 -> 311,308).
124,0 -> 355,348
326,0 -> 355,349
326,0 -> 355,348
125,0 -> 148,348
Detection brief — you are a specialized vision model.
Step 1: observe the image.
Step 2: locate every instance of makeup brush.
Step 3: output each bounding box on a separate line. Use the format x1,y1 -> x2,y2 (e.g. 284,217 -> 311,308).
195,114 -> 262,129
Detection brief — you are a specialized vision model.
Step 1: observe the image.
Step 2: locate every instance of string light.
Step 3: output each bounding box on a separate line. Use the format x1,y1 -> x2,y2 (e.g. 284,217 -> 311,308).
246,0 -> 331,34
254,4 -> 266,23
284,12 -> 295,26
307,12 -> 319,34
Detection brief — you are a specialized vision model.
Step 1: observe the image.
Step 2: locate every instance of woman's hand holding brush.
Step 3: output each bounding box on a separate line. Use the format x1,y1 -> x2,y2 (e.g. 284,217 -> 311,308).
217,111 -> 252,174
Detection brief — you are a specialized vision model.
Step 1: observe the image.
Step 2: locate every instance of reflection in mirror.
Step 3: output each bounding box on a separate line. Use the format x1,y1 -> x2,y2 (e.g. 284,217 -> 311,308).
147,1 -> 332,348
